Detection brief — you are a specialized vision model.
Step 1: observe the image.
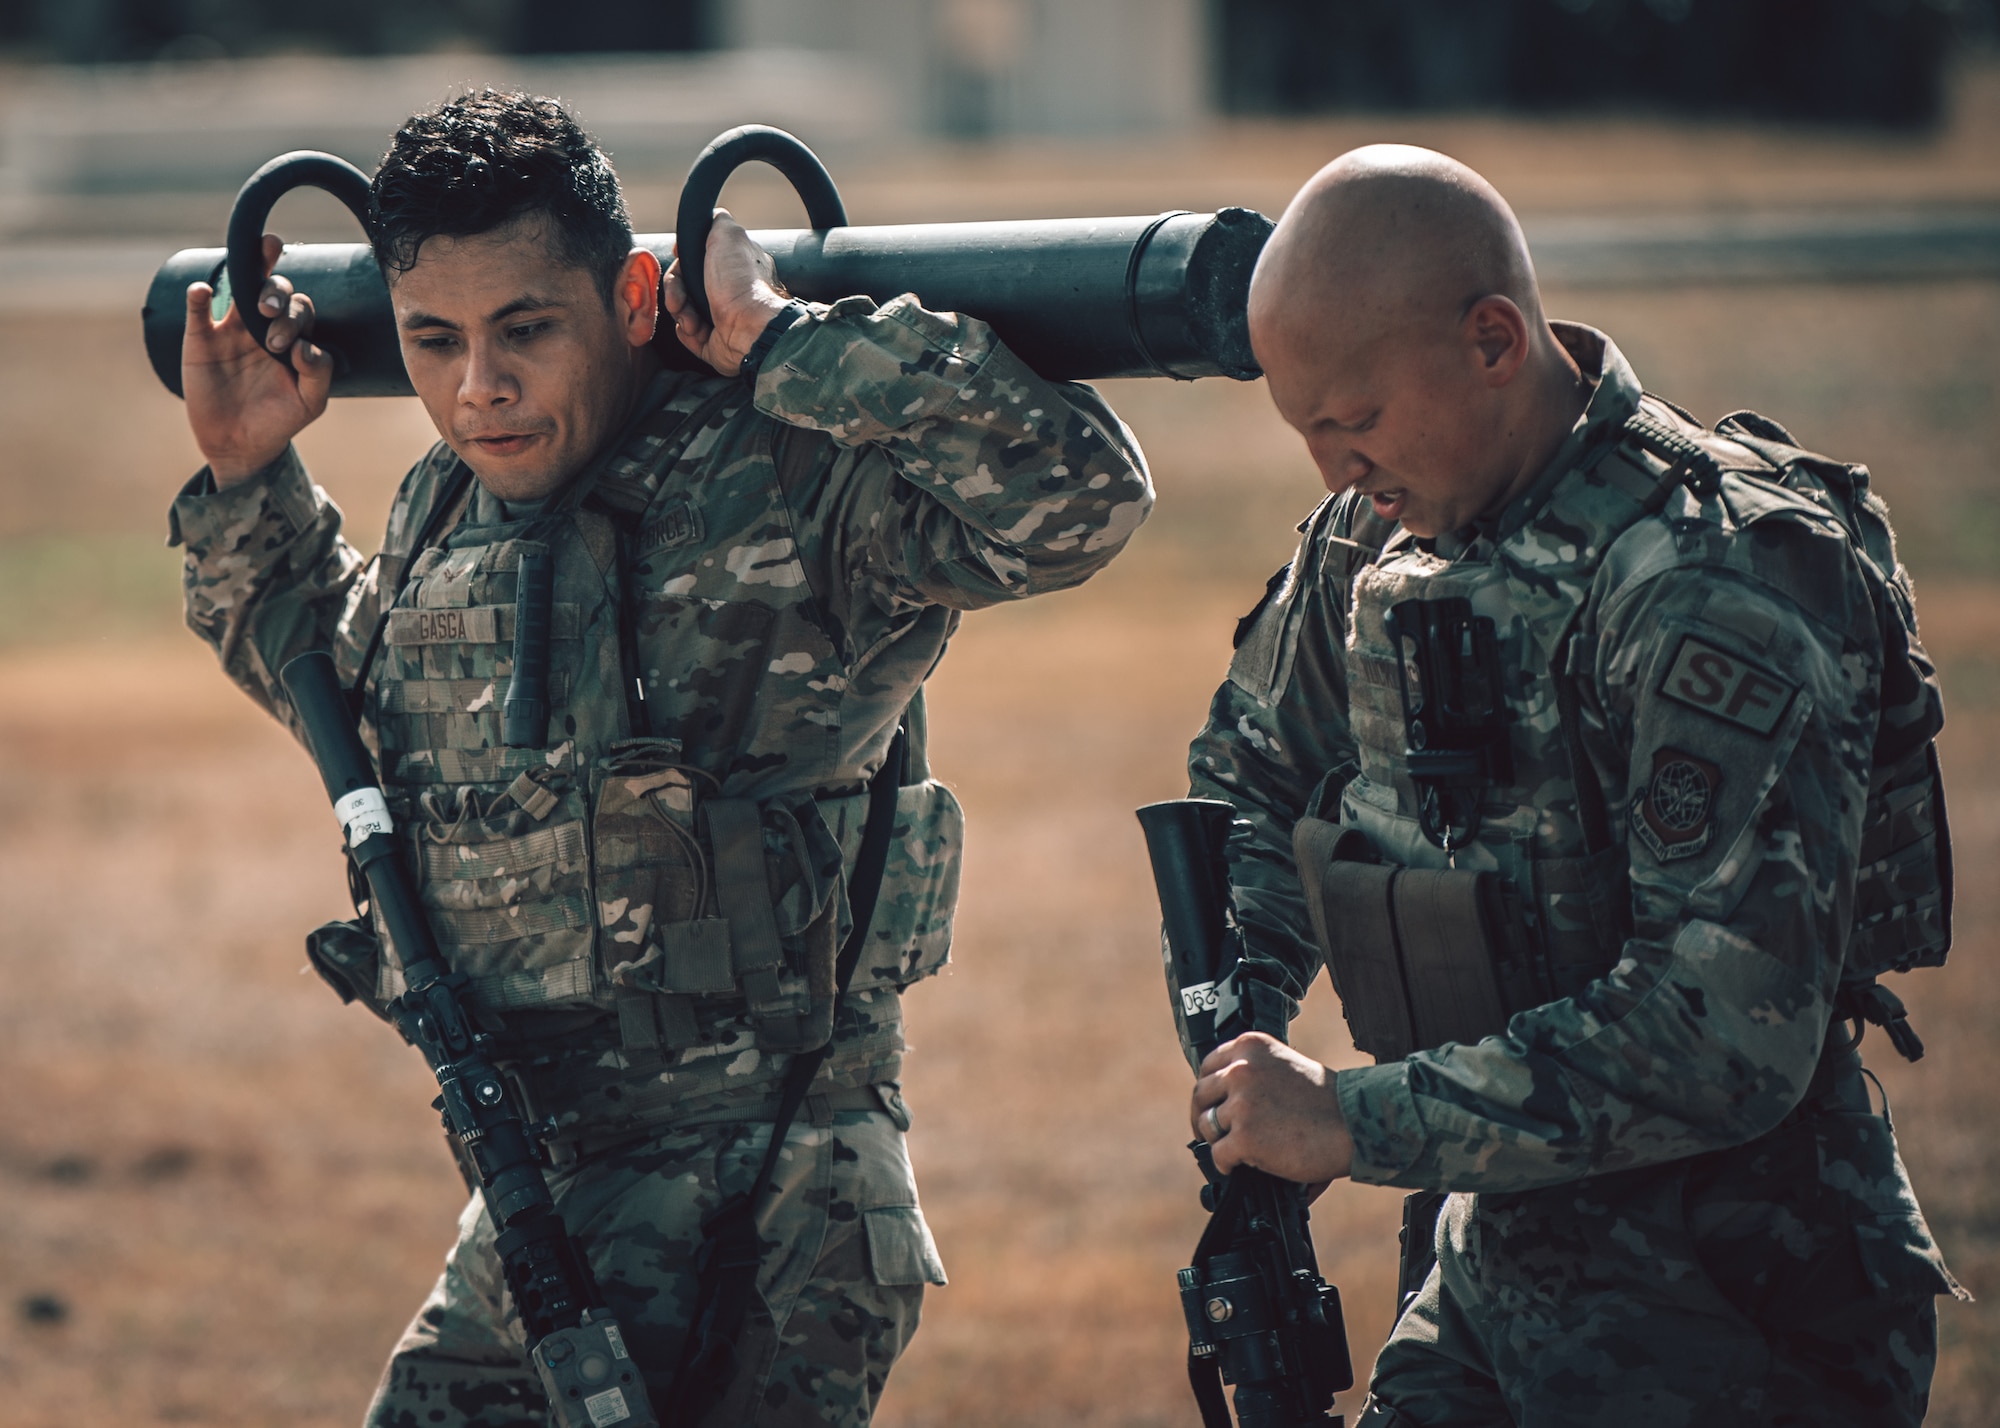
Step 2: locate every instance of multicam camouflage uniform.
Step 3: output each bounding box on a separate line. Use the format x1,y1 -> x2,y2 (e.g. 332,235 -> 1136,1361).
1190,323 -> 1965,1426
170,292 -> 1151,1426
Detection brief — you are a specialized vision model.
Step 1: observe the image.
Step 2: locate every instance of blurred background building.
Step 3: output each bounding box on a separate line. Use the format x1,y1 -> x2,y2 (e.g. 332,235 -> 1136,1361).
1,0 -> 1994,133
0,2 -> 1995,304
1215,0 -> 1985,128
1,0 -> 1995,241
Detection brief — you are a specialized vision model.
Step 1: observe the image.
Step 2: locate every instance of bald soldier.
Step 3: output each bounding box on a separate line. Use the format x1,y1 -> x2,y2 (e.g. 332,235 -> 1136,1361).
1179,146 -> 1965,1425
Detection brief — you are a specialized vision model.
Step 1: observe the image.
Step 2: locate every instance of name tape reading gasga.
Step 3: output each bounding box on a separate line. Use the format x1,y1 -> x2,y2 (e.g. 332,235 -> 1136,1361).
1657,635 -> 1799,737
384,604 -> 583,646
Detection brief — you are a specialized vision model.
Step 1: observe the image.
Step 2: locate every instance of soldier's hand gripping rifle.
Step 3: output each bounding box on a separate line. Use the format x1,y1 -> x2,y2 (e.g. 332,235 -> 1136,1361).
1137,799 -> 1354,1428
280,651 -> 659,1428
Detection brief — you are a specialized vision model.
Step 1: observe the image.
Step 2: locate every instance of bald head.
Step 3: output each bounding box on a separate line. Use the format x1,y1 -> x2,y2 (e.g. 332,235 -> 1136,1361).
1247,145 -> 1585,537
1250,144 -> 1541,354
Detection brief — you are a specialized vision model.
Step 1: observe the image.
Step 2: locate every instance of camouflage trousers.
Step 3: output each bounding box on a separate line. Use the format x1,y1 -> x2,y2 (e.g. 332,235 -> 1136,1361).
1356,1072 -> 1961,1427
364,1099 -> 947,1428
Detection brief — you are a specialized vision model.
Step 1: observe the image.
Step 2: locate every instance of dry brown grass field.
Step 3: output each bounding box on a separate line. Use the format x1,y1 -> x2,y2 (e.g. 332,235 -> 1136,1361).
2,78 -> 1999,1426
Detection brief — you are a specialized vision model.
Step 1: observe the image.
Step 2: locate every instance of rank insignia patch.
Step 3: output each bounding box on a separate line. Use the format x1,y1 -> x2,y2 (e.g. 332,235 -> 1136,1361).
1633,748 -> 1721,862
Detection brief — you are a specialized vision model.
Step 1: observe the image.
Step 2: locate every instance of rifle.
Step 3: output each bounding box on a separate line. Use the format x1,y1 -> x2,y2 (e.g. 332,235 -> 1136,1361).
1136,799 -> 1354,1428
280,651 -> 660,1428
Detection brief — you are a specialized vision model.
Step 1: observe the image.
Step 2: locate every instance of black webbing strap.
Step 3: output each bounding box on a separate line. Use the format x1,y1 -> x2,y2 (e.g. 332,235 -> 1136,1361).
666,721 -> 909,1424
344,371 -> 719,716
344,463 -> 475,714
1189,1350 -> 1232,1428
1548,408 -> 1710,859
1396,1188 -> 1448,1320
1553,657 -> 1615,857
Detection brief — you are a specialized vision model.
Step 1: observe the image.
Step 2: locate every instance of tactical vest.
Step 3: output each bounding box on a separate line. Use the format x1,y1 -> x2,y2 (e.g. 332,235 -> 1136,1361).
1296,400 -> 1950,1063
335,379 -> 964,1059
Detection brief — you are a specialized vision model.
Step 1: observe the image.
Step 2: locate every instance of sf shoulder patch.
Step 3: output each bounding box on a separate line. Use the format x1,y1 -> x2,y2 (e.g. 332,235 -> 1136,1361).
1634,748 -> 1722,862
1657,634 -> 1799,736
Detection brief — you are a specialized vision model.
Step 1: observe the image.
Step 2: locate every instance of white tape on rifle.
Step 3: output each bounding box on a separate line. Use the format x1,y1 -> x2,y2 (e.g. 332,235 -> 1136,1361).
1181,980 -> 1219,1018
334,786 -> 394,846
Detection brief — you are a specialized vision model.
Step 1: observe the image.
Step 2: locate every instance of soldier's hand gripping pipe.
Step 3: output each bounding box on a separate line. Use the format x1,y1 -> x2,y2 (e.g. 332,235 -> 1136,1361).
280,650 -> 659,1428
1137,799 -> 1354,1428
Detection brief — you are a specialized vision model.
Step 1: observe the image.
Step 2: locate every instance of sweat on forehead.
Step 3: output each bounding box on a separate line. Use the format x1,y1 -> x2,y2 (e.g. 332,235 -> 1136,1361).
1249,145 -> 1540,343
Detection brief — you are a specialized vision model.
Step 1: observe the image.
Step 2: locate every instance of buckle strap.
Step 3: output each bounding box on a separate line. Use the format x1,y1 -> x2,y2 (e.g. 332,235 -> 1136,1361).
1837,979 -> 1926,1062
704,798 -> 788,997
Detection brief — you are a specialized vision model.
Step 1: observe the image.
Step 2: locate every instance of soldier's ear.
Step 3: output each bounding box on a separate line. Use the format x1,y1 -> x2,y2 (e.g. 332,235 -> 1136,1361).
1464,295 -> 1528,386
616,248 -> 662,347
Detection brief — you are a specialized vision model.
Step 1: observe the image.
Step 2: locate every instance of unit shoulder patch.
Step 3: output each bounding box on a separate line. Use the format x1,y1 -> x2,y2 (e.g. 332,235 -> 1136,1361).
1657,633 -> 1799,736
1633,747 -> 1721,862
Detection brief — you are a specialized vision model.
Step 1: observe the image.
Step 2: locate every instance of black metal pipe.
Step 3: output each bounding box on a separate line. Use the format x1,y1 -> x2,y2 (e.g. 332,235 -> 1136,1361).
144,208 -> 1271,395
154,242 -> 411,398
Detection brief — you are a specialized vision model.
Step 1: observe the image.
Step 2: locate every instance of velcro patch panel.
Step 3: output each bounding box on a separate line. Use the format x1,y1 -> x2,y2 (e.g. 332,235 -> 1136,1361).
383,672 -> 571,715
1657,634 -> 1799,736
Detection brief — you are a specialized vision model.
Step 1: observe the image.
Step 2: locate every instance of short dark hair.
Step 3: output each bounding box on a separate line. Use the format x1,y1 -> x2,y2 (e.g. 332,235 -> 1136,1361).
371,89 -> 633,303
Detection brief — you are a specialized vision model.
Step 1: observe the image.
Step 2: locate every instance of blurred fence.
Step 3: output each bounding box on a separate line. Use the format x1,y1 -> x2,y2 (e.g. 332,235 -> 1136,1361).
0,50 -> 903,239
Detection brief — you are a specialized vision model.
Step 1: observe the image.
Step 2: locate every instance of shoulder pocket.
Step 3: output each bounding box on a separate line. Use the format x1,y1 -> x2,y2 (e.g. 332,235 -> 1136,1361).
1227,553 -> 1306,700
1231,492 -> 1388,702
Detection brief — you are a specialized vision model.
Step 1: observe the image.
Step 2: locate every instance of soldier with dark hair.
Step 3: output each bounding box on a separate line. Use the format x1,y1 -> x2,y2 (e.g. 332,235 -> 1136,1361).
171,89 -> 1152,1426
1182,145 -> 1965,1426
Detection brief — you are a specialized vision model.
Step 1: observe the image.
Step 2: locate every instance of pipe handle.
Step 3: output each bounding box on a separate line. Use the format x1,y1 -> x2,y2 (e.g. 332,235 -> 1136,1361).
225,150 -> 373,365
675,125 -> 847,327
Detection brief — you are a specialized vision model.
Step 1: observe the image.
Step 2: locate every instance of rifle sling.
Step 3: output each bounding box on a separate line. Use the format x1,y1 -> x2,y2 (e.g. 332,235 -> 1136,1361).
346,464 -> 475,715
1188,1351 -> 1233,1428
666,721 -> 909,1423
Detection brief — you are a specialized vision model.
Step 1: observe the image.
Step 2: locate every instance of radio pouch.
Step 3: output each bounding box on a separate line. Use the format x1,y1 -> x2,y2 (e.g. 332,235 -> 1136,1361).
1293,817 -> 1522,1063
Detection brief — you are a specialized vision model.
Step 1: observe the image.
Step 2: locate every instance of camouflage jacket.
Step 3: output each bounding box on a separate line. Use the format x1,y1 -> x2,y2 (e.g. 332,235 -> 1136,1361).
1191,323 -> 1904,1193
172,294 -> 1151,1130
